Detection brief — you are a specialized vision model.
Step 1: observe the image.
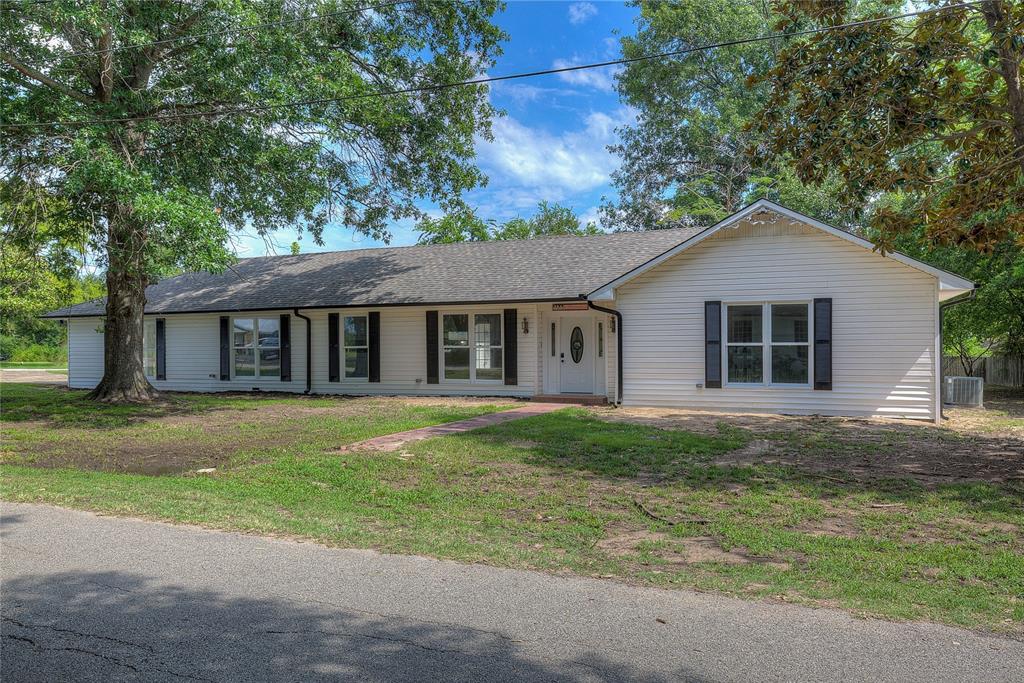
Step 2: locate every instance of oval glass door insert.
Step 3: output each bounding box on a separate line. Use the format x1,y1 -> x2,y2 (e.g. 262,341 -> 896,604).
570,326 -> 584,363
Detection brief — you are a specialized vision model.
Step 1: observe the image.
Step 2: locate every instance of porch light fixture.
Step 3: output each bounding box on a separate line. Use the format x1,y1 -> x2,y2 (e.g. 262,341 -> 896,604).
521,317 -> 529,334
609,316 -> 616,333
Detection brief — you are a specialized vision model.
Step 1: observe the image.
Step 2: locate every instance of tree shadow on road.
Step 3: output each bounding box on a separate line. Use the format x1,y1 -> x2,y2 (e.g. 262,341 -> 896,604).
1,570 -> 711,683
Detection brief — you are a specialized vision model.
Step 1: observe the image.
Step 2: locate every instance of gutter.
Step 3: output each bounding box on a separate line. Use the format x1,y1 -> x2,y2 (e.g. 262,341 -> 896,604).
584,299 -> 623,405
293,308 -> 313,394
937,290 -> 976,420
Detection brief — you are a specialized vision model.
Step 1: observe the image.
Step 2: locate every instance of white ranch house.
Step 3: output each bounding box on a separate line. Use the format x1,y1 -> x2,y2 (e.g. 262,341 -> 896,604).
48,201 -> 974,422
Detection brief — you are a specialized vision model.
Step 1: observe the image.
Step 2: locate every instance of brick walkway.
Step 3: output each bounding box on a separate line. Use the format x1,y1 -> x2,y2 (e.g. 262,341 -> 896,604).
339,403 -> 568,452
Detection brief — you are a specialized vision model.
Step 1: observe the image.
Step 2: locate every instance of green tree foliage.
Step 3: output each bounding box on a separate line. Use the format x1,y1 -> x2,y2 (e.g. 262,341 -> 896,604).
1,1 -> 504,400
0,181 -> 103,360
890,230 -> 1024,370
492,201 -> 601,240
603,0 -> 852,231
0,241 -> 105,362
752,0 -> 1024,253
415,209 -> 495,244
416,202 -> 600,244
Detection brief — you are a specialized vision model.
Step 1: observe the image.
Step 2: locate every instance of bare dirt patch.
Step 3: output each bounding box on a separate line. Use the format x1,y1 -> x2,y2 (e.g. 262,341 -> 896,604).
2,394 -> 515,476
0,369 -> 66,384
598,525 -> 756,567
793,516 -> 861,538
591,388 -> 1024,486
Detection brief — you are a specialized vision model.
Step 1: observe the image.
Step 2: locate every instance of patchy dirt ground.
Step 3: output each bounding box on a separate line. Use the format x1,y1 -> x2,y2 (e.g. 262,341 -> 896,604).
1,390 -> 516,475
0,369 -> 66,384
591,385 -> 1024,487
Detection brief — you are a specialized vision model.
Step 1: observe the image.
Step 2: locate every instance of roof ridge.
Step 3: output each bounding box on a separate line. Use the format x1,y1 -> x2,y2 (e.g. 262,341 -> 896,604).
235,226 -> 698,262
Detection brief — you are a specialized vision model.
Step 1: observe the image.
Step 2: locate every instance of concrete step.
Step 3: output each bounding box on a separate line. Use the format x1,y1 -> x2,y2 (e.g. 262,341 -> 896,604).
532,394 -> 607,406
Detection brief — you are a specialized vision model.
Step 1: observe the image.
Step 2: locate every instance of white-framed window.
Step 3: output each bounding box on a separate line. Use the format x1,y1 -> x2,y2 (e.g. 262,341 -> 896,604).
442,312 -> 502,382
725,302 -> 810,386
474,313 -> 503,381
597,321 -> 604,358
343,315 -> 368,380
769,303 -> 810,385
143,318 -> 157,378
233,317 -> 280,378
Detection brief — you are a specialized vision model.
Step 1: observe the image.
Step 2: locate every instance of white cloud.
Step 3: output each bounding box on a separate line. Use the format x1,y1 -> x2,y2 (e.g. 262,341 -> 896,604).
489,81 -> 584,106
603,36 -> 619,58
552,57 -> 621,92
579,205 -> 603,229
475,107 -> 634,195
567,2 -> 598,25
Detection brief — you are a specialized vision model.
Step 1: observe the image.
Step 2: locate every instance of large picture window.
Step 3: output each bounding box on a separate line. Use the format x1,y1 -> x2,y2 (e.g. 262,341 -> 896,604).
233,317 -> 280,378
143,319 -> 157,378
343,315 -> 369,379
442,312 -> 502,382
725,302 -> 810,386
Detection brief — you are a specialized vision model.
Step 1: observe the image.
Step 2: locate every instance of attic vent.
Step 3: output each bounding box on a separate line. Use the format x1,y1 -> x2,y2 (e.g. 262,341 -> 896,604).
943,376 -> 983,407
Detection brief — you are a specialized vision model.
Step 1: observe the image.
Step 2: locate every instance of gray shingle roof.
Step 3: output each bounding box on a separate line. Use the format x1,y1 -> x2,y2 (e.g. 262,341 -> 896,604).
43,227 -> 702,317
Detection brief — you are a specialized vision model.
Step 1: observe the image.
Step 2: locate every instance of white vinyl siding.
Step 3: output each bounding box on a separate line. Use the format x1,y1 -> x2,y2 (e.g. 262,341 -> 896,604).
67,318 -> 105,389
66,305 -> 537,397
69,311 -> 305,392
615,217 -> 939,420
311,305 -> 533,396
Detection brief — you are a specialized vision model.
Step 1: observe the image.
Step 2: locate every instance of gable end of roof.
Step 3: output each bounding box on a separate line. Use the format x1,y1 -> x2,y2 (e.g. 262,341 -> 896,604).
587,199 -> 974,300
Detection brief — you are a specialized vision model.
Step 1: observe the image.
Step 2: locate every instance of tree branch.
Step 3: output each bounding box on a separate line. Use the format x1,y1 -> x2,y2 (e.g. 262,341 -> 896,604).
1,53 -> 96,104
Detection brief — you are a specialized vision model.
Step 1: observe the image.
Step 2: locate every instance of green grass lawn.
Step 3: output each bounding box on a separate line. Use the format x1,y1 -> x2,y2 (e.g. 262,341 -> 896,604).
0,361 -> 67,369
1,383 -> 1022,635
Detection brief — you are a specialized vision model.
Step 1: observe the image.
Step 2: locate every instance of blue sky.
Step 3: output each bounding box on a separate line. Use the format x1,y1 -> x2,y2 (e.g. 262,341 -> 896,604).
233,0 -> 640,257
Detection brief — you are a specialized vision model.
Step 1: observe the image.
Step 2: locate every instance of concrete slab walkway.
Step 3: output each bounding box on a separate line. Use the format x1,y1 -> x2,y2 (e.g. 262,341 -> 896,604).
340,403 -> 567,452
0,369 -> 67,384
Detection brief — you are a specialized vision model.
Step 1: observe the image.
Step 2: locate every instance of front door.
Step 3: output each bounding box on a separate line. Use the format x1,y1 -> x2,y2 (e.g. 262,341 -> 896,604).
559,319 -> 594,394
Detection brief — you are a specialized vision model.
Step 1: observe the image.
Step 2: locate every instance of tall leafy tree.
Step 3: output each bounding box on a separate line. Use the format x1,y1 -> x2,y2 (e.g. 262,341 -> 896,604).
1,0 -> 504,401
415,209 -> 494,244
604,0 -> 851,231
752,0 -> 1024,252
493,201 -> 601,239
416,201 -> 600,244
889,228 -> 1024,368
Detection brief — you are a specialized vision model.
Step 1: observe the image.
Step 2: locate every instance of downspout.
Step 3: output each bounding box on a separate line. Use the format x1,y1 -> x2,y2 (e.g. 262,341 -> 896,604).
585,299 -> 623,405
937,290 -> 975,420
293,308 -> 312,394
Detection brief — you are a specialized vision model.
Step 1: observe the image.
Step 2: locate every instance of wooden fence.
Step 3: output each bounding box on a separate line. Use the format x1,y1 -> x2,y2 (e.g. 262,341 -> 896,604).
942,355 -> 1024,387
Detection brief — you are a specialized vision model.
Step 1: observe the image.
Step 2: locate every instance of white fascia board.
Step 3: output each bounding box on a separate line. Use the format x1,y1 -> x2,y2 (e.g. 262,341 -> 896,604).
587,199 -> 975,300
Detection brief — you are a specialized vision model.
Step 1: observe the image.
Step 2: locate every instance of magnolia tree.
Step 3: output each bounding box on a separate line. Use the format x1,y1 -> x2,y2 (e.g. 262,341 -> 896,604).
752,0 -> 1024,252
1,0 -> 504,401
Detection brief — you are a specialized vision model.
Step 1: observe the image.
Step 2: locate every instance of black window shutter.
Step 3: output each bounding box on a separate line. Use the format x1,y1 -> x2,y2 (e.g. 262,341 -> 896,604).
219,316 -> 230,380
704,301 -> 722,388
503,308 -> 518,385
425,310 -> 439,384
328,312 -> 340,382
814,298 -> 833,390
368,311 -> 380,383
155,318 -> 166,380
279,314 -> 291,382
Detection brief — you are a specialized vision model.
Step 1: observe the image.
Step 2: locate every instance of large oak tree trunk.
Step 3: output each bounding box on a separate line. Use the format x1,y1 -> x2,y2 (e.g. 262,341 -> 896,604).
88,208 -> 158,403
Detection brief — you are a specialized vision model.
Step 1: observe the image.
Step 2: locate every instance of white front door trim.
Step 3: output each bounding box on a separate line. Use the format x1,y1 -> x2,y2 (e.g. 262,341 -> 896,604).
557,315 -> 595,394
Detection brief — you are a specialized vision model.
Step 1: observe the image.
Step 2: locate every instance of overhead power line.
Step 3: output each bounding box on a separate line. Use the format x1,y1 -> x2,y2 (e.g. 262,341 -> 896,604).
0,1 -> 984,132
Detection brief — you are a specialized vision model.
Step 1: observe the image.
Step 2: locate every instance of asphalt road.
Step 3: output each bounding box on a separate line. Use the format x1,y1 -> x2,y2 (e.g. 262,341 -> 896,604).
2,502 -> 1021,682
